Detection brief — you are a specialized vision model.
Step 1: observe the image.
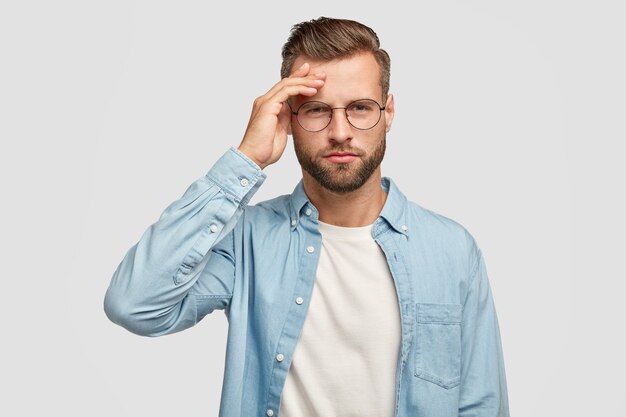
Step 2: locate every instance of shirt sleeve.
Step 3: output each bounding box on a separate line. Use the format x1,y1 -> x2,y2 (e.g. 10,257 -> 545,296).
458,249 -> 510,416
103,147 -> 265,337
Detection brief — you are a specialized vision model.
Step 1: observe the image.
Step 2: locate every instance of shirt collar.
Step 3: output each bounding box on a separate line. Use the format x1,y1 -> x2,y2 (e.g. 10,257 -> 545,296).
288,179 -> 310,222
288,177 -> 409,236
378,177 -> 410,236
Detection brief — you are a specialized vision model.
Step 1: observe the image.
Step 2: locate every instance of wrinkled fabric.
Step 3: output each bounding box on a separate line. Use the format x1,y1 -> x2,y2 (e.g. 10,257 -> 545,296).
105,147 -> 510,417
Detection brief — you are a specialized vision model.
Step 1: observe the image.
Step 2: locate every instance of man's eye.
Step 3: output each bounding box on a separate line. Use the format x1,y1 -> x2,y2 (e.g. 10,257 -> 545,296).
306,107 -> 329,115
350,103 -> 373,112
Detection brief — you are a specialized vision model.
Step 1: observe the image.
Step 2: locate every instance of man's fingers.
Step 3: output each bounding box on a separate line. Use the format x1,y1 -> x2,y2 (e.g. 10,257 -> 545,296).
277,101 -> 293,129
261,63 -> 326,100
256,78 -> 324,112
293,62 -> 310,76
268,84 -> 321,109
261,62 -> 310,97
261,75 -> 324,100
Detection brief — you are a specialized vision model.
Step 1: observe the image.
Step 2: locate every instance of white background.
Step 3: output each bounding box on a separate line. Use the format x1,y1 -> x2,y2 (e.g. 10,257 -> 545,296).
1,1 -> 624,416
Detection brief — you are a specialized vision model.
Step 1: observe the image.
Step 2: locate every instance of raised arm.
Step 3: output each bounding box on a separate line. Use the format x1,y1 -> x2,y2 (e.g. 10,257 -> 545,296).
104,62 -> 325,337
103,148 -> 264,336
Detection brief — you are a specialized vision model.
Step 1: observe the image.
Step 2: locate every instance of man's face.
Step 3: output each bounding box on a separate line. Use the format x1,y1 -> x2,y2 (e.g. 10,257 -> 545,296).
289,52 -> 395,194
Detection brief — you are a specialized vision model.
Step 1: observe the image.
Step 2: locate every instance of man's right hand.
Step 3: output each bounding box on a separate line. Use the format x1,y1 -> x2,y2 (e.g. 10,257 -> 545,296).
237,62 -> 326,170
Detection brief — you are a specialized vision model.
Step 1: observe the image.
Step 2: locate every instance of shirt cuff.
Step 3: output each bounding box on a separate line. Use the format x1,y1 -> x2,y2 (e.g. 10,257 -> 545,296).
205,147 -> 267,206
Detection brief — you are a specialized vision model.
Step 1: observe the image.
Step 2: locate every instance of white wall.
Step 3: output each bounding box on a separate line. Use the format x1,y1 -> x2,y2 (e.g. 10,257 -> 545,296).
1,1 -> 624,415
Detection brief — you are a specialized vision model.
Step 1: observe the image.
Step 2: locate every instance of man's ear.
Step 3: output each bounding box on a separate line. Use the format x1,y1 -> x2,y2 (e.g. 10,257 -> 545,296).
384,93 -> 395,133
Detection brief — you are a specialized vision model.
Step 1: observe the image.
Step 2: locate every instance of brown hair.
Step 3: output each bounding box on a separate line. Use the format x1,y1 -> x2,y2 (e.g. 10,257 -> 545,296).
280,17 -> 391,100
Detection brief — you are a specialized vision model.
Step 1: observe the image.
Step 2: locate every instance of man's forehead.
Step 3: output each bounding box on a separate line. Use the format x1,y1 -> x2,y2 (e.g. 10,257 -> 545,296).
289,56 -> 334,75
289,53 -> 382,103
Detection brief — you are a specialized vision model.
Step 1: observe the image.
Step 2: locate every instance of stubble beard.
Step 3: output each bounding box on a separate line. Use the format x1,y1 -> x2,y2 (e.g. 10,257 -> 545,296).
293,134 -> 386,194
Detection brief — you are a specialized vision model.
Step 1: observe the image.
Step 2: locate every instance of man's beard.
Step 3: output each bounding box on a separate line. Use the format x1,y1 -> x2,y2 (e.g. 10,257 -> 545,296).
293,134 -> 386,194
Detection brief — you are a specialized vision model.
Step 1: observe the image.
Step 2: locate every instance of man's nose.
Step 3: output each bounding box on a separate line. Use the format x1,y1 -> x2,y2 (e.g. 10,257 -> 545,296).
327,109 -> 353,143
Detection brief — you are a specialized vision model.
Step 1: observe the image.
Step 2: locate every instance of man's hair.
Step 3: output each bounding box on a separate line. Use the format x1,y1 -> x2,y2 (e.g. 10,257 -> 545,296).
280,17 -> 391,101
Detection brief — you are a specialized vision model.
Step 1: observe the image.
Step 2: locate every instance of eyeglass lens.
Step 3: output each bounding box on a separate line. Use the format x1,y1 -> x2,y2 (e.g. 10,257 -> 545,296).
296,99 -> 383,131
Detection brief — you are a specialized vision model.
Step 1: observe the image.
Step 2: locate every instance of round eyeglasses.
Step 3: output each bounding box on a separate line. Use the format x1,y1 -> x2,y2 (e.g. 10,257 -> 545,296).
290,98 -> 385,132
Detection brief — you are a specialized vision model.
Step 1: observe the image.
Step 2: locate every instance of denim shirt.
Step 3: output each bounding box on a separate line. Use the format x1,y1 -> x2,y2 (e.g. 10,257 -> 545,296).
104,147 -> 510,417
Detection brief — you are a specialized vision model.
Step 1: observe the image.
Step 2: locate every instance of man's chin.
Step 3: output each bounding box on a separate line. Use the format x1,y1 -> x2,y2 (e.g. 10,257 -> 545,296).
313,171 -> 368,194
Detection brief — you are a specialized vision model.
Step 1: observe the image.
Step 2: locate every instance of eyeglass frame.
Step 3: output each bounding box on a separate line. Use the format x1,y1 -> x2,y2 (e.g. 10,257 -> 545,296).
288,98 -> 386,132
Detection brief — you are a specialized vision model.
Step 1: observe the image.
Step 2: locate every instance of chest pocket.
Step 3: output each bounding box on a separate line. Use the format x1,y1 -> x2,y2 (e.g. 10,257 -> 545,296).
414,303 -> 463,389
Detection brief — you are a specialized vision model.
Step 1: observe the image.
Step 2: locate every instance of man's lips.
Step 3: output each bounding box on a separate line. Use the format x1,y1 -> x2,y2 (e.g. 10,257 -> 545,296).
324,152 -> 358,163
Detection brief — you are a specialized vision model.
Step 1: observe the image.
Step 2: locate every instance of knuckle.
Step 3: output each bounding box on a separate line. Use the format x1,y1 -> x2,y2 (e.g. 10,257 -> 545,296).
281,77 -> 296,87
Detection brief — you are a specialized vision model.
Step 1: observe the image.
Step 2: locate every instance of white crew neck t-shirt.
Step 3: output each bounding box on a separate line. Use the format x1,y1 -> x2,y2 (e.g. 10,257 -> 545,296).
279,220 -> 401,417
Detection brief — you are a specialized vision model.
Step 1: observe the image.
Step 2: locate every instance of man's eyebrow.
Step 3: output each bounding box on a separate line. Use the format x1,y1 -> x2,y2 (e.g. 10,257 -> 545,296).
300,97 -> 380,105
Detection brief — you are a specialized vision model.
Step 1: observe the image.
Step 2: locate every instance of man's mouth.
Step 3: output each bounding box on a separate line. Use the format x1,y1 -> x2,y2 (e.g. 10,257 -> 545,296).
324,152 -> 358,163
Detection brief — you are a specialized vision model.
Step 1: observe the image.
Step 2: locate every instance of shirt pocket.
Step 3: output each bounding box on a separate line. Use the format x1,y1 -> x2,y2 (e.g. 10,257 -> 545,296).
414,303 -> 463,389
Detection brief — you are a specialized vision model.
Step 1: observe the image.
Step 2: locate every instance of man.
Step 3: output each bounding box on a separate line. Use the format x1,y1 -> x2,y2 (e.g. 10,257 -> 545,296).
105,17 -> 509,417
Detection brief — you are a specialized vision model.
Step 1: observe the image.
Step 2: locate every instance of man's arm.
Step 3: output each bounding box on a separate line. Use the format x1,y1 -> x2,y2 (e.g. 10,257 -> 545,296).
459,249 -> 510,416
104,148 -> 265,336
104,62 -> 326,337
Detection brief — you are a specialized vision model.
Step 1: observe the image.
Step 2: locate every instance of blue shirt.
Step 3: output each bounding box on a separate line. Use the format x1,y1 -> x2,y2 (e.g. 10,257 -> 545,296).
104,147 -> 510,417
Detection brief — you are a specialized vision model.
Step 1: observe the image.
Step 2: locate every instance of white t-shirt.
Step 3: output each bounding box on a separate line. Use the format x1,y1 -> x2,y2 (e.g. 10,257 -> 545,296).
279,220 -> 402,417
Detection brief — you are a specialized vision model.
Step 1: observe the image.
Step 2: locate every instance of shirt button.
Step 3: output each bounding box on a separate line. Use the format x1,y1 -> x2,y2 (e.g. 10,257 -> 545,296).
306,246 -> 315,253
266,409 -> 274,417
240,178 -> 249,187
276,353 -> 284,362
305,208 -> 312,216
209,224 -> 218,233
401,225 -> 408,231
295,297 -> 304,305
291,219 -> 297,226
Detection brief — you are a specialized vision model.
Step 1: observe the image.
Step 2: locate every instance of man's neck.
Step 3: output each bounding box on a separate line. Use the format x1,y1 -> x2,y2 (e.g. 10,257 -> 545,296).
301,170 -> 388,227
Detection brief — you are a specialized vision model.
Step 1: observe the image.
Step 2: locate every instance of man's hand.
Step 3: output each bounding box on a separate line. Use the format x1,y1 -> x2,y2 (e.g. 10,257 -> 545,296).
237,62 -> 325,170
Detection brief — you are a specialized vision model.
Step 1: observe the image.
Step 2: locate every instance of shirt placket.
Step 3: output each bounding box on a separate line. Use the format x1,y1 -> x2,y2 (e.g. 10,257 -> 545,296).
374,222 -> 414,417
262,204 -> 322,417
